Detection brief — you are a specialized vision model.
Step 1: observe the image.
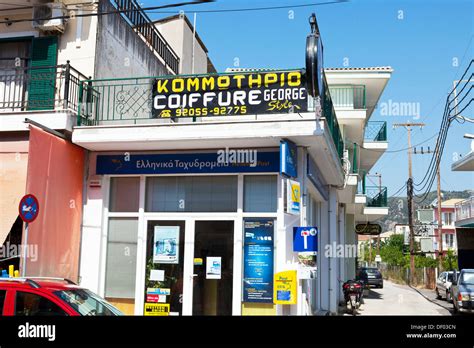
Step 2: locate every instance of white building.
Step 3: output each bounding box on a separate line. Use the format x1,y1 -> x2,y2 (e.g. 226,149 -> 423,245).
1,2 -> 391,316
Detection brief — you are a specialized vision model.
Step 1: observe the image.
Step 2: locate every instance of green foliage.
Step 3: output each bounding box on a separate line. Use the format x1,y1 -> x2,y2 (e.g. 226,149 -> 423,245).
376,234 -> 438,268
442,249 -> 458,271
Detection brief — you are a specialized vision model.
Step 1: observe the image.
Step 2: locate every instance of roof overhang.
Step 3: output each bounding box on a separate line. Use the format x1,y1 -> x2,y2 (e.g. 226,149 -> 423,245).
72,114 -> 345,186
451,151 -> 474,171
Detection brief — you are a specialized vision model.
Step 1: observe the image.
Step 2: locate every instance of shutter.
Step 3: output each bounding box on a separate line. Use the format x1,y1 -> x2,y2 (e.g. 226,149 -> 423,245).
27,36 -> 58,110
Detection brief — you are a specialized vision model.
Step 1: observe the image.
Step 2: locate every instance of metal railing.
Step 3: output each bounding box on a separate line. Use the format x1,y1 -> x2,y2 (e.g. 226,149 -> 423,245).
455,196 -> 473,222
366,186 -> 388,207
328,85 -> 366,109
322,76 -> 345,164
352,142 -> 358,174
364,121 -> 387,142
111,0 -> 180,74
0,62 -> 87,113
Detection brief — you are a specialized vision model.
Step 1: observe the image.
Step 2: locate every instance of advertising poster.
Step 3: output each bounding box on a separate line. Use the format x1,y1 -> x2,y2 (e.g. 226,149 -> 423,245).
243,219 -> 274,303
152,70 -> 308,118
205,257 -> 222,279
153,226 -> 179,264
144,303 -> 170,316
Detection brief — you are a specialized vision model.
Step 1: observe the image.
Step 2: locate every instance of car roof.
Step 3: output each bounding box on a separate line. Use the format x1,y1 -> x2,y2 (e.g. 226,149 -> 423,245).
0,278 -> 82,291
461,269 -> 474,273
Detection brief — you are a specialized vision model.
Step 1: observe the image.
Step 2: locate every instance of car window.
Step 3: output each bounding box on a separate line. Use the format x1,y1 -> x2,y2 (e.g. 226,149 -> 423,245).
439,272 -> 445,281
0,290 -> 6,315
54,289 -> 122,316
460,272 -> 474,285
447,273 -> 454,282
15,291 -> 67,316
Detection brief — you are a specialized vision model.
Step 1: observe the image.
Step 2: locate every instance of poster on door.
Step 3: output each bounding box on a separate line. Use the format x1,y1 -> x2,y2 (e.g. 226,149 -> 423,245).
243,218 -> 274,303
153,226 -> 180,264
206,257 -> 222,279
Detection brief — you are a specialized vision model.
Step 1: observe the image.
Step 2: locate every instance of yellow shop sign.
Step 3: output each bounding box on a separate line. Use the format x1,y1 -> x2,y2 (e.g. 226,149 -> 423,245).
144,303 -> 170,316
273,270 -> 297,305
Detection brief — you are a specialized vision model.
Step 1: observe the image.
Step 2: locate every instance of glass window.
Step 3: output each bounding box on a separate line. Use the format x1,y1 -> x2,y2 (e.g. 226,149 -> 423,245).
54,289 -> 122,316
0,290 -> 6,315
244,175 -> 277,212
105,218 -> 138,299
15,292 -> 67,316
146,176 -> 237,212
109,177 -> 140,212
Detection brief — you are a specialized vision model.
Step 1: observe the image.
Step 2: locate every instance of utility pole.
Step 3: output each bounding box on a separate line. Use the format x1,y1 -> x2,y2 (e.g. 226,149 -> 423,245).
393,123 -> 425,283
436,154 -> 443,267
413,145 -> 443,268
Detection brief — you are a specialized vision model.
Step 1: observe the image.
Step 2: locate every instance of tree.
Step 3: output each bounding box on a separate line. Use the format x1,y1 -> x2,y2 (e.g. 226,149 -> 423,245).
442,249 -> 458,271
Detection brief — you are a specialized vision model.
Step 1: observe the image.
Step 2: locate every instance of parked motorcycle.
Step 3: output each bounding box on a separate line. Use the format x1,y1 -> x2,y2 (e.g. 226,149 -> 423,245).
342,280 -> 364,315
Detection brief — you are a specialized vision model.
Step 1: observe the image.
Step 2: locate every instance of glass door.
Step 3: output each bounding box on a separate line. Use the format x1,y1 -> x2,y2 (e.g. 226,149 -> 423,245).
144,220 -> 185,316
192,220 -> 234,316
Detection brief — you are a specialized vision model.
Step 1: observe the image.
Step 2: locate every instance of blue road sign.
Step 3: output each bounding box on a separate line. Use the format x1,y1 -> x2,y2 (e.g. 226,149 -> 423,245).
293,226 -> 318,252
18,194 -> 39,223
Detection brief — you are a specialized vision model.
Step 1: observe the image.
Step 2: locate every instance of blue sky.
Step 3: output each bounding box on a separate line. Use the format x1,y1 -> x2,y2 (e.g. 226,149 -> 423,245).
145,0 -> 473,197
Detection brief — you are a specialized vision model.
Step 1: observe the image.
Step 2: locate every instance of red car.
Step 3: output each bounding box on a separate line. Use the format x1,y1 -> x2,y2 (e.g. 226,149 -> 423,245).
0,277 -> 122,316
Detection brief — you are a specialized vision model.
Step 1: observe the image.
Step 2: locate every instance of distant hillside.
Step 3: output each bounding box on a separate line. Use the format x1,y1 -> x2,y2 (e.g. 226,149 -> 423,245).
378,190 -> 472,232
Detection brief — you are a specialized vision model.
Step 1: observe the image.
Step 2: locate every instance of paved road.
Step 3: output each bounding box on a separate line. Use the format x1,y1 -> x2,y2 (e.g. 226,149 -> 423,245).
357,280 -> 452,315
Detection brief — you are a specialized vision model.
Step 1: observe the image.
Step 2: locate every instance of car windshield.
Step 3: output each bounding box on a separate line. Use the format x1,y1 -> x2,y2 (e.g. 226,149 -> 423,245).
460,272 -> 474,285
365,269 -> 380,274
447,273 -> 454,282
54,289 -> 123,316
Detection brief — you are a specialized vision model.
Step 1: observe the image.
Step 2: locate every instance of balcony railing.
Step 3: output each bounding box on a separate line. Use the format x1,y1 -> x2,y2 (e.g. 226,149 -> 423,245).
455,197 -> 474,222
0,62 -> 87,114
328,85 -> 366,109
364,121 -> 387,142
322,76 -> 345,164
111,0 -> 180,74
366,186 -> 388,207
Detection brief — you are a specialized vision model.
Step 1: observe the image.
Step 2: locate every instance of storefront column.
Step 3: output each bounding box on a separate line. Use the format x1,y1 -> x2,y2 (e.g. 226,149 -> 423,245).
345,214 -> 356,281
316,196 -> 329,313
328,186 -> 338,314
338,204 -> 346,304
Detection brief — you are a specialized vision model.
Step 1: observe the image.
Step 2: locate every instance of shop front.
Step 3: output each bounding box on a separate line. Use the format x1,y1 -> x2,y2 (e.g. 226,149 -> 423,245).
82,150 -> 284,315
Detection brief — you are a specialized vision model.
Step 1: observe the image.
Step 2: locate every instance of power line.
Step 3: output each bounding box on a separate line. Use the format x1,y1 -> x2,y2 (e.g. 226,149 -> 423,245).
0,0 -> 215,24
0,1 -> 349,24
413,59 -> 473,198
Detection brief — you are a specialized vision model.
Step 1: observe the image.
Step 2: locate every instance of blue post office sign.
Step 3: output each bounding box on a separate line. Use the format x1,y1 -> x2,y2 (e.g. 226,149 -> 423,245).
96,151 -> 279,175
293,226 -> 318,252
280,139 -> 297,178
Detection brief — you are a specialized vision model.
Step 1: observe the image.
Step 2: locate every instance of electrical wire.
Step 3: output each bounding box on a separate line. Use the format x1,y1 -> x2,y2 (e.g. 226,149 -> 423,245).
414,59 -> 473,193
0,1 -> 349,24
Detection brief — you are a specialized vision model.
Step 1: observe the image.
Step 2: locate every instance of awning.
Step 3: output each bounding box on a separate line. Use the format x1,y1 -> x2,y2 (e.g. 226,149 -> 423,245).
0,152 -> 28,245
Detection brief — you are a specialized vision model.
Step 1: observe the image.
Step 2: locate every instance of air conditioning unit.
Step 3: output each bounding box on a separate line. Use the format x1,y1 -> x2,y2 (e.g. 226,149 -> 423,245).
33,3 -> 67,33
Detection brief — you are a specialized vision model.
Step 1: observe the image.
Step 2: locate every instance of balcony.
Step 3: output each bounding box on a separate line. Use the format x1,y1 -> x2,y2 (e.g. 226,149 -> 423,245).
364,121 -> 387,142
73,70 -> 346,186
455,197 -> 474,228
365,186 -> 388,207
76,72 -> 345,163
328,85 -> 366,109
0,63 -> 88,132
0,63 -> 87,114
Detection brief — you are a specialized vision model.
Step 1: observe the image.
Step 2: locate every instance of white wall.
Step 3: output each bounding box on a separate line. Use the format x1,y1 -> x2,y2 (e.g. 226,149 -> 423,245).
155,16 -> 209,74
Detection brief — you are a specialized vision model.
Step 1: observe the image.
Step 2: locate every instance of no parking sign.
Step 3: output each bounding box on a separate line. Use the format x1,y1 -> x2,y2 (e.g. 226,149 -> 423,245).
19,194 -> 39,223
